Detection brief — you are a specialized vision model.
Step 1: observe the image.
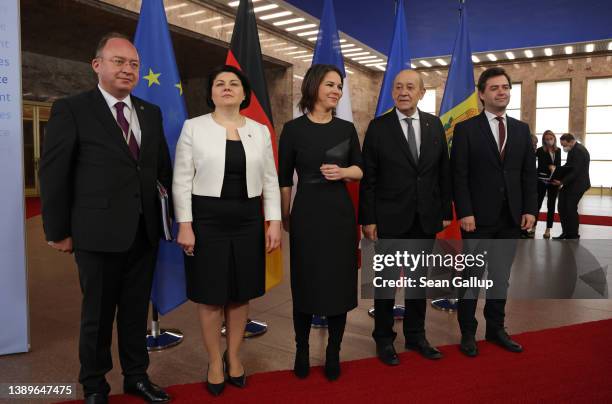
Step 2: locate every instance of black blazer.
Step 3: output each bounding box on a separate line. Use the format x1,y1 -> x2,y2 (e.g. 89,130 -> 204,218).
359,108 -> 452,236
536,146 -> 561,177
561,142 -> 591,194
450,112 -> 537,226
39,88 -> 173,252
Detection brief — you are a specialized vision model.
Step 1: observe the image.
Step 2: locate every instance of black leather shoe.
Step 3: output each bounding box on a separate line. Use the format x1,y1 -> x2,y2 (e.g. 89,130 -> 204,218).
324,347 -> 341,381
486,329 -> 523,353
405,338 -> 443,360
223,350 -> 246,388
376,344 -> 400,366
84,393 -> 108,404
564,234 -> 580,240
460,334 -> 479,357
205,364 -> 226,396
124,380 -> 170,403
294,346 -> 310,379
552,233 -> 566,240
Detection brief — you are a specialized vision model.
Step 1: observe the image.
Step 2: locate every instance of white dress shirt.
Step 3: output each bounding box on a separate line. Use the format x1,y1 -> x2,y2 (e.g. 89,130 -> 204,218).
396,108 -> 421,157
484,109 -> 507,153
172,113 -> 281,222
98,84 -> 142,145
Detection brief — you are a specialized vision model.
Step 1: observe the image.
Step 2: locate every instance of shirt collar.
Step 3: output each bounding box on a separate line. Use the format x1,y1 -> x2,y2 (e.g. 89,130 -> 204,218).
395,108 -> 420,122
98,84 -> 133,111
484,109 -> 506,123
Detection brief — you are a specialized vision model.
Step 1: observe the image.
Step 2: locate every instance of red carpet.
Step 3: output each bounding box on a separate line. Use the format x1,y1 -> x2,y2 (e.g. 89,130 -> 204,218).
58,319 -> 612,404
26,197 -> 41,219
538,212 -> 612,226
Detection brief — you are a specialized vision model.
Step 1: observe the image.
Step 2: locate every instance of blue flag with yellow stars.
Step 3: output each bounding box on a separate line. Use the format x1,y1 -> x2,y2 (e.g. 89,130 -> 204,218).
133,0 -> 187,315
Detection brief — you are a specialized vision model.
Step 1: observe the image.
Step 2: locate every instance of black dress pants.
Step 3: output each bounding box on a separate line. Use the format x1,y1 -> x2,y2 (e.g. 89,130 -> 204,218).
457,204 -> 520,336
74,217 -> 157,396
537,182 -> 559,228
373,217 -> 435,346
558,189 -> 585,237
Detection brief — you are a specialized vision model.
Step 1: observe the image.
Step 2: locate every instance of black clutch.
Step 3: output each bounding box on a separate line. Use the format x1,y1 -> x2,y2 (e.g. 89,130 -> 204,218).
323,138 -> 350,166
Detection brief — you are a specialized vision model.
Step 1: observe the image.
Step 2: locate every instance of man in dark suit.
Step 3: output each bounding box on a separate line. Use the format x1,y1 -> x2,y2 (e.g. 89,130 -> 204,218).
451,67 -> 537,357
360,69 -> 453,365
552,133 -> 591,239
39,33 -> 172,404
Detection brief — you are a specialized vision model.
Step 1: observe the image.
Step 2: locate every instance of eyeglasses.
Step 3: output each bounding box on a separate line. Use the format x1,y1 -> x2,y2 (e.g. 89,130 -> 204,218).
100,57 -> 140,70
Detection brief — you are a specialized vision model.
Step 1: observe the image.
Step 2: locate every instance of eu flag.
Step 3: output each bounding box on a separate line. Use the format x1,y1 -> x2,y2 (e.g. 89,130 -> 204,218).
375,0 -> 411,117
133,0 -> 188,315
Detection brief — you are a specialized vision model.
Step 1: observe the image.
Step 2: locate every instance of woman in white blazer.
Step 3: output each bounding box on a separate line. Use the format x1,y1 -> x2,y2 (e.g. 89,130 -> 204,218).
173,65 -> 281,396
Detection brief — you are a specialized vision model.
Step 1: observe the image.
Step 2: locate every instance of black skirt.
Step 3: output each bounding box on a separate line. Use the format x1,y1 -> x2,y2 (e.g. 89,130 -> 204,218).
185,195 -> 265,305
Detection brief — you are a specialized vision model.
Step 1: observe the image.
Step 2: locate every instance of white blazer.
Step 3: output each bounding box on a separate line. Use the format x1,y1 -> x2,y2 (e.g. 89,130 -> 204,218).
172,113 -> 281,222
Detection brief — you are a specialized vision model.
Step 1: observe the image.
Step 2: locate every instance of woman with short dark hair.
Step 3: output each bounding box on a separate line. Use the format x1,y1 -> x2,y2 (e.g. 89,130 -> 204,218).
173,64 -> 281,396
279,64 -> 363,381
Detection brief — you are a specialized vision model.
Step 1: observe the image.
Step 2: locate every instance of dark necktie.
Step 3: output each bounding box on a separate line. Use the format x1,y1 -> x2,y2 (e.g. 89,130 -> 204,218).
115,101 -> 140,160
404,117 -> 419,163
495,116 -> 506,160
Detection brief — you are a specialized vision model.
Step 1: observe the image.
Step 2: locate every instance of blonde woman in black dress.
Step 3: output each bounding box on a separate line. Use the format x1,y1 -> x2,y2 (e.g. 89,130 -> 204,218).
173,65 -> 281,396
279,64 -> 363,381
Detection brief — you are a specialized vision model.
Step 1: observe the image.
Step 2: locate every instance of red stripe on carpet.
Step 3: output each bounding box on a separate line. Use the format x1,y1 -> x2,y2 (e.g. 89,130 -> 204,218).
57,319 -> 612,403
26,197 -> 41,219
538,212 -> 612,226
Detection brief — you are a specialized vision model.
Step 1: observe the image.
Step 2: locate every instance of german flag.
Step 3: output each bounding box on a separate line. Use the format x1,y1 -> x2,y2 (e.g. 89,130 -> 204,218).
226,0 -> 282,290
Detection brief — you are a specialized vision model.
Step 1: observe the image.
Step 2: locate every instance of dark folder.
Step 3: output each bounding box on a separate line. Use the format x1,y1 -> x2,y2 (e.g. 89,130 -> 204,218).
549,166 -> 574,182
156,181 -> 173,241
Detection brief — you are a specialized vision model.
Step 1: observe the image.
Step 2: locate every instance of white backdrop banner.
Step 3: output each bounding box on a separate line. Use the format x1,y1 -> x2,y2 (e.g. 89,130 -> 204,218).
0,0 -> 29,355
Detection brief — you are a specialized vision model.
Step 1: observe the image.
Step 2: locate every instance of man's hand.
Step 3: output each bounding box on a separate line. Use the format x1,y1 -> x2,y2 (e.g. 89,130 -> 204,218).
362,224 -> 378,241
460,216 -> 476,232
521,214 -> 536,230
442,220 -> 452,228
48,237 -> 73,253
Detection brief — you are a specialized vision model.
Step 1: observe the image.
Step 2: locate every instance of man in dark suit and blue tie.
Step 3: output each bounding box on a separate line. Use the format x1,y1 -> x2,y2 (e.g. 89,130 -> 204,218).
39,33 -> 172,404
451,67 -> 537,357
360,69 -> 453,365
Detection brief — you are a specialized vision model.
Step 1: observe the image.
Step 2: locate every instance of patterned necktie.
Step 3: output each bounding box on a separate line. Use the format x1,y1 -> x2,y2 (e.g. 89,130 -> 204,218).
404,117 -> 419,163
115,101 -> 140,160
495,116 -> 506,160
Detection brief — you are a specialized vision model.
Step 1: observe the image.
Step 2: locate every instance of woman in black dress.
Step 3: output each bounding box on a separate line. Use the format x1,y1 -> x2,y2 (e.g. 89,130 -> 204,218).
173,65 -> 281,395
279,64 -> 363,381
535,130 -> 561,238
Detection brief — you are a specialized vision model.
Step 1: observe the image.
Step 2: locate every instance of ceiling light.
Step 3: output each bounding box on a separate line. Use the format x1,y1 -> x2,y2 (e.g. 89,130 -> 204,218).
419,60 -> 432,67
344,52 -> 369,57
340,44 -> 355,48
229,0 -> 261,6
253,4 -> 278,13
297,30 -> 319,37
307,37 -> 318,41
273,18 -> 305,26
375,65 -> 386,71
196,16 -> 222,24
352,55 -> 378,61
422,72 -> 429,77
286,24 -> 317,32
585,43 -> 595,52
259,38 -> 276,43
544,48 -> 553,56
411,63 -> 417,68
260,11 -> 292,20
360,59 -> 384,64
293,74 -> 304,80
435,58 -> 447,66
342,48 -> 363,54
293,54 -> 313,59
286,50 -> 307,55
471,55 -> 480,63
364,61 -> 385,66
212,22 -> 234,29
165,3 -> 188,11
505,52 -> 515,59
264,42 -> 287,48
345,68 -> 354,75
564,46 -> 573,55
179,10 -> 205,18
486,53 -> 497,61
276,46 -> 298,51
608,42 -> 612,50
524,49 -> 534,58
339,39 -> 347,43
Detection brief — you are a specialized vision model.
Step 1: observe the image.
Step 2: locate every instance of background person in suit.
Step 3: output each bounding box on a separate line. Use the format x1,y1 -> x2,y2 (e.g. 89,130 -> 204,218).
451,67 -> 537,357
535,130 -> 561,239
173,65 -> 281,396
552,133 -> 591,239
359,69 -> 452,365
39,33 -> 172,404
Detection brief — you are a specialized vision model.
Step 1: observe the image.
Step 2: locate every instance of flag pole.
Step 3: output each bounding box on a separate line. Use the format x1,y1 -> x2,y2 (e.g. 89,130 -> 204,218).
146,304 -> 183,351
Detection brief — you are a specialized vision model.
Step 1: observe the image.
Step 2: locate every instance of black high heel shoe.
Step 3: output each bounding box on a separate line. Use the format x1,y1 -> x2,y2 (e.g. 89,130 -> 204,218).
293,346 -> 310,379
223,350 -> 246,388
324,346 -> 341,381
206,362 -> 226,396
